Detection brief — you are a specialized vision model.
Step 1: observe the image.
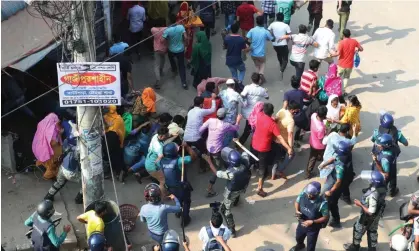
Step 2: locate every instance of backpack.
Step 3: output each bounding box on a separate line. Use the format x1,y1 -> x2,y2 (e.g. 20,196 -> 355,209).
399,201 -> 412,221
205,226 -> 225,251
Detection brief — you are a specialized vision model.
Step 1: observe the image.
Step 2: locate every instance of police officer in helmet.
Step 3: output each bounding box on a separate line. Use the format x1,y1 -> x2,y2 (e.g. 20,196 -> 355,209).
152,230 -> 192,251
88,232 -> 112,251
160,142 -> 197,227
291,182 -> 329,251
371,112 -> 408,196
24,200 -> 71,251
344,171 -> 387,251
370,133 -> 398,196
204,148 -> 252,237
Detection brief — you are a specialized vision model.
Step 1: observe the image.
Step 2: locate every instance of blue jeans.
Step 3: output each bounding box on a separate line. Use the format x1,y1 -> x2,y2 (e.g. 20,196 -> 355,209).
263,13 -> 275,28
130,156 -> 146,173
227,63 -> 246,83
272,145 -> 295,176
224,13 -> 235,30
168,50 -> 187,86
149,230 -> 164,244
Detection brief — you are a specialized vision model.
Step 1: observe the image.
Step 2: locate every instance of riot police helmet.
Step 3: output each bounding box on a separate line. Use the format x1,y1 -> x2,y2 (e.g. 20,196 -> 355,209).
380,113 -> 394,129
161,229 -> 180,251
333,140 -> 351,156
37,200 -> 55,220
228,150 -> 241,167
370,171 -> 386,188
305,181 -> 321,197
144,183 -> 161,204
376,133 -> 393,148
163,143 -> 179,158
390,234 -> 408,251
88,232 -> 106,251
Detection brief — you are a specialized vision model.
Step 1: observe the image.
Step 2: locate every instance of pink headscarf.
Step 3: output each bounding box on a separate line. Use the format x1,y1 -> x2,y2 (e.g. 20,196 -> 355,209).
248,102 -> 264,129
32,113 -> 61,162
326,63 -> 338,79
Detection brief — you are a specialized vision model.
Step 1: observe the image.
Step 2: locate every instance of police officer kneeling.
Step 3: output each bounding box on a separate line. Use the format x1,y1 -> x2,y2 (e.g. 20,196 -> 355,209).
25,200 -> 71,251
291,182 -> 329,251
204,148 -> 251,238
160,142 -> 197,227
344,170 -> 387,251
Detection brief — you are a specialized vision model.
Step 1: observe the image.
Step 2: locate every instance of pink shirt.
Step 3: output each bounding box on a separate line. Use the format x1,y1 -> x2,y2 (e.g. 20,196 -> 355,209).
151,27 -> 168,53
199,118 -> 239,154
197,77 -> 228,96
309,113 -> 326,150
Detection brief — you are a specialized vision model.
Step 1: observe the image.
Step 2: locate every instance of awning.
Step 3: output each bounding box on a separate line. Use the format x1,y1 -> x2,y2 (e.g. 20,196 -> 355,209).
8,41 -> 61,71
1,5 -> 56,69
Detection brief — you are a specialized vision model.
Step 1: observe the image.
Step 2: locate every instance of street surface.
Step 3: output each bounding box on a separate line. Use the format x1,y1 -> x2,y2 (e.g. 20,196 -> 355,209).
3,1 -> 419,251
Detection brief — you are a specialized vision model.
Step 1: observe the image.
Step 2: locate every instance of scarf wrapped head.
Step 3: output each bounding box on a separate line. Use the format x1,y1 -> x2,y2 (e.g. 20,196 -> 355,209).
191,31 -> 212,70
326,63 -> 338,79
141,87 -> 156,113
104,105 -> 126,147
326,94 -> 341,121
32,113 -> 61,162
248,102 -> 264,129
177,1 -> 203,28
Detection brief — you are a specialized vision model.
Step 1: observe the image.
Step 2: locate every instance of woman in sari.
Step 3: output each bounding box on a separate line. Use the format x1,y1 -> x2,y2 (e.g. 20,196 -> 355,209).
177,2 -> 203,65
191,31 -> 212,88
32,113 -> 63,179
103,105 -> 127,181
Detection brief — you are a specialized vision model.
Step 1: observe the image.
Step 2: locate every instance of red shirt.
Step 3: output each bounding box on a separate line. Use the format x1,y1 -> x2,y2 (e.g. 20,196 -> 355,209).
236,3 -> 258,31
338,38 -> 361,68
252,113 -> 280,152
203,98 -> 222,122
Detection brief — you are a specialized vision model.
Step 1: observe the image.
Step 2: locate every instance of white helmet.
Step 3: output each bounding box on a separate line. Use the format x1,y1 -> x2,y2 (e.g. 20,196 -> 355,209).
390,234 -> 409,251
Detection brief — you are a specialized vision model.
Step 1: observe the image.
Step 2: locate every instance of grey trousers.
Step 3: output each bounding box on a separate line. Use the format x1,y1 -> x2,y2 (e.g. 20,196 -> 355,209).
221,188 -> 243,230
352,206 -> 385,248
154,51 -> 166,81
47,166 -> 81,196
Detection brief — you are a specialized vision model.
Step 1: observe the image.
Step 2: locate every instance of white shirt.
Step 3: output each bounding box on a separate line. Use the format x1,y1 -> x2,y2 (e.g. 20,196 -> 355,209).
219,88 -> 243,124
312,27 -> 336,59
127,5 -> 146,33
289,34 -> 314,63
148,134 -> 163,155
183,100 -> 216,142
268,21 -> 291,46
241,83 -> 269,119
198,224 -> 232,250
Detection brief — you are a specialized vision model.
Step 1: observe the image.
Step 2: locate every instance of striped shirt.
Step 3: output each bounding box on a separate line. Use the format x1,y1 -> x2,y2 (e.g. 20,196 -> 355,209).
300,70 -> 318,102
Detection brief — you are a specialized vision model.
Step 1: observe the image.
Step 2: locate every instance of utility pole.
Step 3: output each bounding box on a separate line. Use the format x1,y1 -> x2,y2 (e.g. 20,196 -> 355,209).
73,2 -> 126,250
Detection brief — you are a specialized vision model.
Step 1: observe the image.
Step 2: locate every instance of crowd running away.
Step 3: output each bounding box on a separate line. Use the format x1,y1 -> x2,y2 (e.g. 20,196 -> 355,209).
23,1 -> 418,251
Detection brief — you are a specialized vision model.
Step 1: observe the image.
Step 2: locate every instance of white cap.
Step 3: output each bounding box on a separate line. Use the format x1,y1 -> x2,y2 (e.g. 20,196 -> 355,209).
390,234 -> 409,251
226,79 -> 235,85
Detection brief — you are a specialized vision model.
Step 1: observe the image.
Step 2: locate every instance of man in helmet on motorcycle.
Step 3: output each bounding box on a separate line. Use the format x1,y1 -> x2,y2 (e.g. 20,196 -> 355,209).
203,148 -> 251,238
319,140 -> 354,229
343,171 -> 387,251
371,133 -> 399,196
371,113 -> 408,196
24,200 -> 72,251
159,142 -> 197,227
140,183 -> 181,244
290,181 -> 329,251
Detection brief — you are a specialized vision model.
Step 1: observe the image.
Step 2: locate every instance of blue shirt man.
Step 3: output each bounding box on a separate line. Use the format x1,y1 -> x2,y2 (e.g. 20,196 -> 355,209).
109,42 -> 129,56
127,4 -> 146,33
163,24 -> 186,53
246,25 -> 274,57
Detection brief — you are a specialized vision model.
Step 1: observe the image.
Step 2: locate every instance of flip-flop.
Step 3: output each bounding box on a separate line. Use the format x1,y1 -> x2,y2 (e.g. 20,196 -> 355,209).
257,190 -> 267,198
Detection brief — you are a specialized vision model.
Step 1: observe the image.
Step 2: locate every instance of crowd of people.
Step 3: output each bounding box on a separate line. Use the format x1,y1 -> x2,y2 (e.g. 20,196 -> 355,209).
23,1 -> 419,251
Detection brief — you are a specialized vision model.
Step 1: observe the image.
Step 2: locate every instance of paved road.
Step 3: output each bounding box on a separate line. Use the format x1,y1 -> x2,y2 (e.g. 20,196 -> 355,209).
62,1 -> 419,250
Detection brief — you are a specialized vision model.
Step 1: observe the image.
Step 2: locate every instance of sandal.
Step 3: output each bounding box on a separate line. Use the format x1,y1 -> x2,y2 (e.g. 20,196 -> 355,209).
206,190 -> 218,198
257,190 -> 267,198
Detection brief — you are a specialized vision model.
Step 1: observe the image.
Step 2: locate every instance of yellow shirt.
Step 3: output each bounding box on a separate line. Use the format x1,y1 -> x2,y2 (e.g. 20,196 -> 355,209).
276,109 -> 295,145
340,106 -> 362,136
78,210 -> 105,238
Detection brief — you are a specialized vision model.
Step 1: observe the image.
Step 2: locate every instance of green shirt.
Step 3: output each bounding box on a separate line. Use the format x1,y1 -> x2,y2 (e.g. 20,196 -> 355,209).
157,156 -> 193,171
371,129 -> 408,145
334,160 -> 345,180
276,0 -> 294,23
296,192 -> 329,216
24,213 -> 67,248
379,150 -> 393,173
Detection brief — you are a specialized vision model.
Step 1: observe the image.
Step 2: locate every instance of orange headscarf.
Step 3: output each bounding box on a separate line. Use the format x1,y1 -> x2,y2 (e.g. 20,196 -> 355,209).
141,87 -> 156,113
176,1 -> 203,28
104,105 -> 126,147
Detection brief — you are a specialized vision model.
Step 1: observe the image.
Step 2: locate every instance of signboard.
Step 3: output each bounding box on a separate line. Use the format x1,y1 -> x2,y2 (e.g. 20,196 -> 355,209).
57,62 -> 121,107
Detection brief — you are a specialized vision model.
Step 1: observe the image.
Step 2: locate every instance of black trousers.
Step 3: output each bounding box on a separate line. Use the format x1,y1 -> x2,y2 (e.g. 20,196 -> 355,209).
309,12 -> 323,35
328,187 -> 343,223
273,45 -> 289,73
296,223 -> 321,251
239,120 -> 252,145
388,163 -> 398,193
341,171 -> 355,199
290,60 -> 305,80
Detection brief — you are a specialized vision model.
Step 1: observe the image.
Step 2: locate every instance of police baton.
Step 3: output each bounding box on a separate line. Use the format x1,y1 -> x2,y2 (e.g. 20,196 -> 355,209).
179,137 -> 186,242
233,139 -> 259,161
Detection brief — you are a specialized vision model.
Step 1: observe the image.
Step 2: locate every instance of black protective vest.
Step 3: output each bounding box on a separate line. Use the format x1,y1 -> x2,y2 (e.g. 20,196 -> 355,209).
32,214 -> 58,251
161,157 -> 182,188
226,165 -> 251,192
378,125 -> 401,156
299,194 -> 324,220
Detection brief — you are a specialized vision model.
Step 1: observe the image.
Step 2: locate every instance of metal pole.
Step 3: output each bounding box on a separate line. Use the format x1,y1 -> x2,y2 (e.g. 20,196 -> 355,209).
102,0 -> 113,44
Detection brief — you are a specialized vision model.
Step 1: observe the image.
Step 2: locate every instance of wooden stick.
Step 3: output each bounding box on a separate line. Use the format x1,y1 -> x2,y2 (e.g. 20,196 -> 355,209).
181,145 -> 185,182
233,139 -> 259,161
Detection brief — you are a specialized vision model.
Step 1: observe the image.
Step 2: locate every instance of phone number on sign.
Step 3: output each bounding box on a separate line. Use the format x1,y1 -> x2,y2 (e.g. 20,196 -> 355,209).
61,99 -> 118,105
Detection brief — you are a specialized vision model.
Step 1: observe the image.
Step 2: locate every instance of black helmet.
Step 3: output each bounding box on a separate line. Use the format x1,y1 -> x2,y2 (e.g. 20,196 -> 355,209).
144,183 -> 161,204
161,230 -> 180,251
37,200 -> 55,220
88,232 -> 106,251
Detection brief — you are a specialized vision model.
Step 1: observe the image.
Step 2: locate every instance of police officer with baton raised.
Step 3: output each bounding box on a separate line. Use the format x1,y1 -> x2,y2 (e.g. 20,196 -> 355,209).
203,147 -> 252,238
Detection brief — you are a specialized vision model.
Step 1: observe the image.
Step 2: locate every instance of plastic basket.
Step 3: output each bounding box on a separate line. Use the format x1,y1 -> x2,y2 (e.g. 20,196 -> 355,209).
119,204 -> 140,232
